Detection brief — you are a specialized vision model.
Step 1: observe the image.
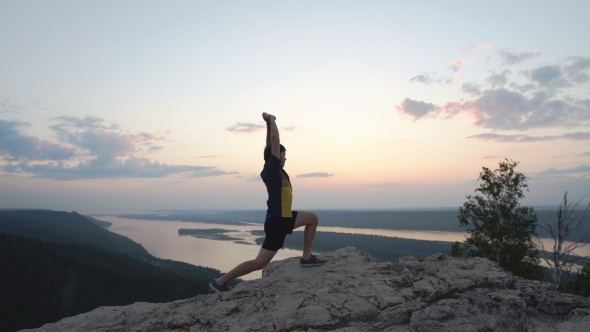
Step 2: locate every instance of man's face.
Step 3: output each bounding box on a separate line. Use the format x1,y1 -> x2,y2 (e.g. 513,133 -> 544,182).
280,151 -> 287,168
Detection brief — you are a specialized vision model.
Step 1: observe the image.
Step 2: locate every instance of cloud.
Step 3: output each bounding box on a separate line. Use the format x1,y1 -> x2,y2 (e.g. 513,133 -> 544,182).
400,52 -> 590,130
448,88 -> 590,130
0,120 -> 76,161
562,132 -> 590,140
362,182 -> 402,187
526,65 -> 565,87
473,43 -> 493,51
410,74 -> 434,84
188,169 -> 238,178
399,89 -> 590,130
450,59 -> 463,72
296,172 -> 333,178
0,96 -> 21,113
226,122 -> 265,133
395,98 -> 437,120
522,58 -> 590,89
409,73 -> 453,85
482,155 -> 503,159
48,116 -> 165,166
576,152 -> 590,157
194,155 -> 217,159
537,164 -> 590,176
4,157 -> 228,180
461,82 -> 482,96
0,96 -> 47,114
498,49 -> 540,65
0,116 -> 237,180
282,126 -> 297,131
485,70 -> 511,87
246,175 -> 262,182
467,132 -> 590,143
564,56 -> 590,83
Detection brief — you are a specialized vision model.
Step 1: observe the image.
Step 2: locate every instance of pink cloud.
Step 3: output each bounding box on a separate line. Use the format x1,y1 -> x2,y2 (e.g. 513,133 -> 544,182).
165,128 -> 172,134
473,43 -> 493,51
283,126 -> 297,131
450,59 -> 463,72
226,122 -> 266,134
396,88 -> 590,130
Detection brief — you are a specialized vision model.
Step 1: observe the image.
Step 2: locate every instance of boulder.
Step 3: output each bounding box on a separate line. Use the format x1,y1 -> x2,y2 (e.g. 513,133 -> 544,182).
22,247 -> 590,332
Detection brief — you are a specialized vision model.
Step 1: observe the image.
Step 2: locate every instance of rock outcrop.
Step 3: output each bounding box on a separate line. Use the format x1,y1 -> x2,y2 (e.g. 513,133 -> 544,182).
23,247 -> 590,331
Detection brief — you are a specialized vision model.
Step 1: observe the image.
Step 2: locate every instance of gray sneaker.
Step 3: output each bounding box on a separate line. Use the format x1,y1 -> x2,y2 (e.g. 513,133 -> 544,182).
300,254 -> 326,267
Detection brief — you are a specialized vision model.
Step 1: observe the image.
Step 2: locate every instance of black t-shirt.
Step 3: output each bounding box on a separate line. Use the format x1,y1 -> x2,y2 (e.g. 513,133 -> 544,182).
261,154 -> 293,219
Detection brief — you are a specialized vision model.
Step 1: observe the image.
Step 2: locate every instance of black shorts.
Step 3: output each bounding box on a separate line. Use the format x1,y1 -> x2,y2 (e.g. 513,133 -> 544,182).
261,211 -> 298,251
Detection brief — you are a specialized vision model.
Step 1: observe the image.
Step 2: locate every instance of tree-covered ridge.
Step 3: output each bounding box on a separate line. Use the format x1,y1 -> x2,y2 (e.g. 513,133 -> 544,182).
0,210 -> 149,257
253,230 -> 451,262
0,233 -> 206,332
0,209 -> 245,331
83,214 -> 112,228
0,210 -> 236,284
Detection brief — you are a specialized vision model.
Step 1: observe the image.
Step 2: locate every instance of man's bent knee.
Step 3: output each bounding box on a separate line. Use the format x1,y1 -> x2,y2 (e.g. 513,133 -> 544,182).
312,212 -> 319,224
308,212 -> 319,226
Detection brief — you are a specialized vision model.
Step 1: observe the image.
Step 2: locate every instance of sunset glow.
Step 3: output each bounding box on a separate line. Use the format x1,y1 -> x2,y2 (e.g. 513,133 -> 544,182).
1,1 -> 589,212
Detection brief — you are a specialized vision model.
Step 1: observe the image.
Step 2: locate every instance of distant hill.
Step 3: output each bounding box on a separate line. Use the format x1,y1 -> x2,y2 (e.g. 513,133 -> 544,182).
0,209 -> 241,331
0,233 -> 207,332
0,209 -> 234,284
83,215 -> 112,228
0,210 -> 148,257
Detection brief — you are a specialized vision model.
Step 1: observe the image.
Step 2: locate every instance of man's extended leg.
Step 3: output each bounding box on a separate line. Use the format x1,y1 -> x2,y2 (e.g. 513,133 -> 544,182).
215,248 -> 277,285
293,211 -> 319,260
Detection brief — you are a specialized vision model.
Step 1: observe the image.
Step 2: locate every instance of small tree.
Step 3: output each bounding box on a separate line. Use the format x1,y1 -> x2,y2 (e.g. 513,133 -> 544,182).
451,159 -> 542,279
538,191 -> 590,288
565,263 -> 590,296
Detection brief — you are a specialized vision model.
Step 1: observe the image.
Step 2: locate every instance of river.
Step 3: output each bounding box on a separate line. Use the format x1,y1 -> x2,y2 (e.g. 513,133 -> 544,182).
98,216 -> 590,280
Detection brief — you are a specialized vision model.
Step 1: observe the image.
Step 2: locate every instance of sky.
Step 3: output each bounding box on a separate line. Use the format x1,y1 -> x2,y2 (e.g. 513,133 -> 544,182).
1,0 -> 589,213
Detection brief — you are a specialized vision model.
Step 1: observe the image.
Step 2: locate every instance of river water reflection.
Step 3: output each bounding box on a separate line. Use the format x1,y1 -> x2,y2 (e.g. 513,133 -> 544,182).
100,216 -> 590,280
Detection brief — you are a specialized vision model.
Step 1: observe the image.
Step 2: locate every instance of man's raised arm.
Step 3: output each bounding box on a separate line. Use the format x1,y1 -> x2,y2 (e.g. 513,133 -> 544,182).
264,113 -> 271,147
262,112 -> 280,159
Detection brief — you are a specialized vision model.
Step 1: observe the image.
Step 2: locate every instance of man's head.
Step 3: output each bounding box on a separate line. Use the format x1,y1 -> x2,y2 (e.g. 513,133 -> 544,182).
264,144 -> 287,167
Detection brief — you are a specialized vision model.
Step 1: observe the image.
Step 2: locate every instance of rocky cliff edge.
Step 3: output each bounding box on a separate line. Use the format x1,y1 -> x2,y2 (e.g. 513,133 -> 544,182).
23,247 -> 590,332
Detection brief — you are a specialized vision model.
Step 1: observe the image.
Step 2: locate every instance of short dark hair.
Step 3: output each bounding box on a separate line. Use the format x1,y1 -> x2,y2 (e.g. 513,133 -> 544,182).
264,144 -> 286,161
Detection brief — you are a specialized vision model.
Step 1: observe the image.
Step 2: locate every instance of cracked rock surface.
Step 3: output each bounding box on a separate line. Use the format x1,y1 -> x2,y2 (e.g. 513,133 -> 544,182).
23,247 -> 590,332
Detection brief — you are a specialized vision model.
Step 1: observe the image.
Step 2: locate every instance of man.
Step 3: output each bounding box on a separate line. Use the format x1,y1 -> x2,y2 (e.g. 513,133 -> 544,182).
210,113 -> 326,293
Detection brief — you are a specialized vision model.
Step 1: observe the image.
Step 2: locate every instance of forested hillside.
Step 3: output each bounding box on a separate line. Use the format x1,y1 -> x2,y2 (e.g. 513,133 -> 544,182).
0,210 -> 233,282
0,210 -> 149,257
0,233 -> 206,332
0,210 -> 239,331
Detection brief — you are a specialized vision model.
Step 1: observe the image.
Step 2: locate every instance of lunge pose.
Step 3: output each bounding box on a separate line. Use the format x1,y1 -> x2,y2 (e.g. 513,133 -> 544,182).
210,113 -> 325,293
